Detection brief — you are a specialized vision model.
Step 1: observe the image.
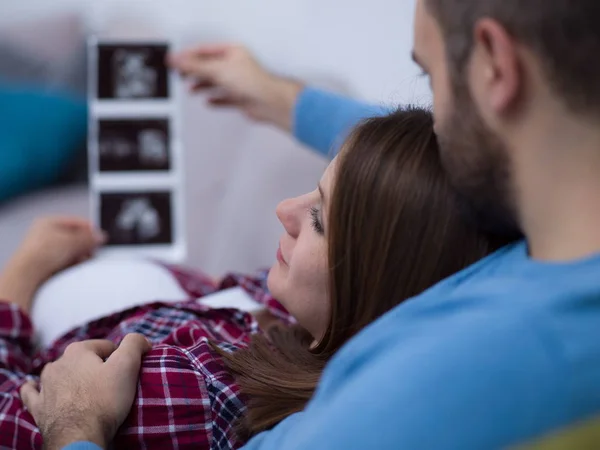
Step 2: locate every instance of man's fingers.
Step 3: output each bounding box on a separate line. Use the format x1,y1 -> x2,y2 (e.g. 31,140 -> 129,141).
54,217 -> 95,229
169,44 -> 232,65
106,334 -> 152,374
191,44 -> 233,57
176,58 -> 224,82
75,340 -> 119,360
20,381 -> 41,417
190,79 -> 216,91
208,93 -> 246,108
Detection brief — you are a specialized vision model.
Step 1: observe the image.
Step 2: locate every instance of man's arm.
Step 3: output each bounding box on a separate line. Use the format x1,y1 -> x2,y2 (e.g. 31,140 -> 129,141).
293,87 -> 387,157
242,312 -> 563,449
168,44 -> 385,158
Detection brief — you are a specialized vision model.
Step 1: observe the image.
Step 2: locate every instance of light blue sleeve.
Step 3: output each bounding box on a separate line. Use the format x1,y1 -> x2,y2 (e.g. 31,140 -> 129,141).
242,313 -> 564,450
61,442 -> 103,450
293,87 -> 387,158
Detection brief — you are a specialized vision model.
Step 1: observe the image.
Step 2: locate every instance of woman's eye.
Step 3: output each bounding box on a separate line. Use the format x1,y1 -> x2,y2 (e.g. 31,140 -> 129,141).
310,207 -> 324,234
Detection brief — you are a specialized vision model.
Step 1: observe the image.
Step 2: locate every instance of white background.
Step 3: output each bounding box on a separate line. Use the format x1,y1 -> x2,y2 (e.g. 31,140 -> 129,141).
0,0 -> 430,104
0,0 -> 432,276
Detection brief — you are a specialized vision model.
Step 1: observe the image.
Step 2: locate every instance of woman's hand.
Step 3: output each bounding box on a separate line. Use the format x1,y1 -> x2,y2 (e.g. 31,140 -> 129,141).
168,44 -> 303,131
0,217 -> 105,313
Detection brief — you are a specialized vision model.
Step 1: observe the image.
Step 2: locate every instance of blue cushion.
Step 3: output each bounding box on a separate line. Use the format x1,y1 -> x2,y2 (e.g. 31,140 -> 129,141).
0,82 -> 87,203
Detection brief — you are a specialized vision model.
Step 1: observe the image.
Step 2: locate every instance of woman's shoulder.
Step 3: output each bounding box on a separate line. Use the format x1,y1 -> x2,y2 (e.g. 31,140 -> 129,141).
150,311 -> 253,373
116,323 -> 248,449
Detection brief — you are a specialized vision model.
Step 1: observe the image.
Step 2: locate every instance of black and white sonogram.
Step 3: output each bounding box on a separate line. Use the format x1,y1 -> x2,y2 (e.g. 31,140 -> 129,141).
97,44 -> 169,100
100,191 -> 173,246
98,119 -> 171,172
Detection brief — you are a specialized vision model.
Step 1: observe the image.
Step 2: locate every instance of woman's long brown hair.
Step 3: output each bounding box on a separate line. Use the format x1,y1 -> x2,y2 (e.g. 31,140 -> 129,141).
218,107 -> 513,441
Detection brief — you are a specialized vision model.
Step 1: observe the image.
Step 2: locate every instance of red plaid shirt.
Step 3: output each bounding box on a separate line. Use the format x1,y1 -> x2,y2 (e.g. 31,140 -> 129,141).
0,265 -> 292,450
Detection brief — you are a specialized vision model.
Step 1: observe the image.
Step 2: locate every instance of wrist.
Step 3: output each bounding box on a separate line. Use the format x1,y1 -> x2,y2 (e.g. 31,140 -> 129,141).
263,75 -> 304,132
45,434 -> 106,450
43,420 -> 108,450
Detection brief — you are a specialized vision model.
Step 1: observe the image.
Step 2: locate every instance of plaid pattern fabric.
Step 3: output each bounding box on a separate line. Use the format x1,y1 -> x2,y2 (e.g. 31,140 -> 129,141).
0,264 -> 291,450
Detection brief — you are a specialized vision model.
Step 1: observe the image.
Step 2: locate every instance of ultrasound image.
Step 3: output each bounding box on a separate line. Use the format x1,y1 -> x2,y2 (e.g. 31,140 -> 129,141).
100,191 -> 173,245
97,44 -> 169,100
97,119 -> 171,172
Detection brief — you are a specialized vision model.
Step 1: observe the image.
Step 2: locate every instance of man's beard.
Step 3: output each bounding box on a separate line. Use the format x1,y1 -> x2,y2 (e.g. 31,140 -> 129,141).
436,81 -> 523,240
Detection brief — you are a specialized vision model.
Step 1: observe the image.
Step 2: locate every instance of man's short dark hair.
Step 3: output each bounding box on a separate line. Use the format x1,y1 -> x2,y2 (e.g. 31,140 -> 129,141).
426,0 -> 600,115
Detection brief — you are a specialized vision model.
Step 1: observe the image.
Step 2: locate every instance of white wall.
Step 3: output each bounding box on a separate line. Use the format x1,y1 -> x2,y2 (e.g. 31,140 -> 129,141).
0,0 -> 430,105
0,0 -> 432,276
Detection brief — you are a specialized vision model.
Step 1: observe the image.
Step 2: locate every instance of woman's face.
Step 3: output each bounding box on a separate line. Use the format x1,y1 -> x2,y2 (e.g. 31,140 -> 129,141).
267,158 -> 337,341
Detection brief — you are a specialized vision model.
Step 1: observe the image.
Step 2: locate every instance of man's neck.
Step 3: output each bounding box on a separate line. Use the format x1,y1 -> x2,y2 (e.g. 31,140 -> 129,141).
515,112 -> 600,262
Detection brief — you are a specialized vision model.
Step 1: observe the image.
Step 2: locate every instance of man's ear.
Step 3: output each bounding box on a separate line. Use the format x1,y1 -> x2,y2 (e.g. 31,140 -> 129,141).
472,18 -> 522,114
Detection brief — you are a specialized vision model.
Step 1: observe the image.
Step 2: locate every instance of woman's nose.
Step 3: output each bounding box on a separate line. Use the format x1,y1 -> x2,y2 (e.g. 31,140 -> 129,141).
276,196 -> 303,238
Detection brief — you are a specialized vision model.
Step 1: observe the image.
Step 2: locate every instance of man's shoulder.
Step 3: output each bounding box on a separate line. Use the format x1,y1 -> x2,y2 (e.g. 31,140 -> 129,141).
321,243 -> 600,446
329,289 -> 563,393
355,298 -> 561,372
312,306 -> 570,449
250,246 -> 600,449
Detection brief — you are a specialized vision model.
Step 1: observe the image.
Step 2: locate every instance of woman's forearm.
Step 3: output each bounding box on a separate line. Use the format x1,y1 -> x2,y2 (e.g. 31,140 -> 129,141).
0,255 -> 43,314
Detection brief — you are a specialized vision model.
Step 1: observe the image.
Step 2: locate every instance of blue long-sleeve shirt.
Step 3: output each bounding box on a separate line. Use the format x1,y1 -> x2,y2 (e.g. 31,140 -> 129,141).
65,88 -> 600,450
293,87 -> 387,157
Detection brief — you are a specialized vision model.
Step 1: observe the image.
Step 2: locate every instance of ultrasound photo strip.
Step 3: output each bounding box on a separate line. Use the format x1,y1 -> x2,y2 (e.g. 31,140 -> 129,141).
88,39 -> 186,261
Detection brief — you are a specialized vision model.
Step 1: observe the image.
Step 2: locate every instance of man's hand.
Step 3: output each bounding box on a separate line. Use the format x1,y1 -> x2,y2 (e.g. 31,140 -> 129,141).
20,334 -> 152,450
0,217 -> 105,313
168,44 -> 303,131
